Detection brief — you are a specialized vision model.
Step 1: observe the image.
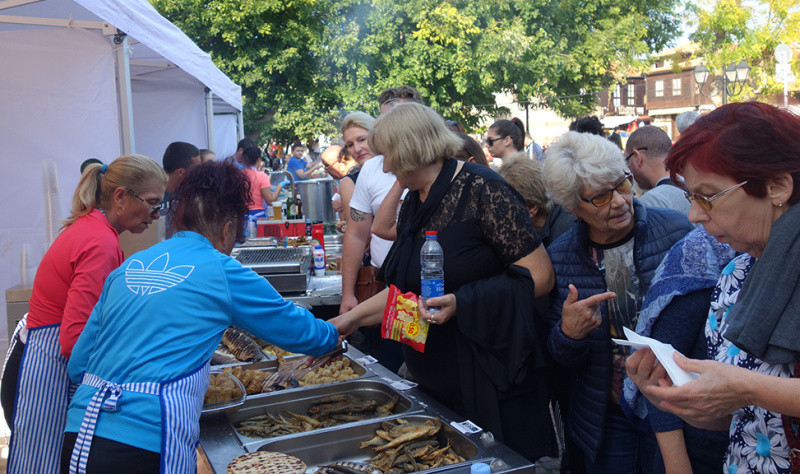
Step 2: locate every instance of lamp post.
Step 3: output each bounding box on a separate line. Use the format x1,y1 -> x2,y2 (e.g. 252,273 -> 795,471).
512,91 -> 530,130
693,60 -> 751,105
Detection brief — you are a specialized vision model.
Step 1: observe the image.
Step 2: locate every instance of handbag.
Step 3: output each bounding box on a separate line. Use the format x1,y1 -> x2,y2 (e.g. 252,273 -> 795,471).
355,253 -> 384,303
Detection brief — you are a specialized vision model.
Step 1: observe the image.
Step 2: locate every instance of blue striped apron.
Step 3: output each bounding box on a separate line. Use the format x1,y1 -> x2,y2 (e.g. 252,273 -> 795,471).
2,314 -> 26,376
69,362 -> 211,474
7,322 -> 74,474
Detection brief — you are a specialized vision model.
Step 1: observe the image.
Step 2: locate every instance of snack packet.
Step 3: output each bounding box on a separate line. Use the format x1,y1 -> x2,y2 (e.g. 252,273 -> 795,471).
381,285 -> 429,353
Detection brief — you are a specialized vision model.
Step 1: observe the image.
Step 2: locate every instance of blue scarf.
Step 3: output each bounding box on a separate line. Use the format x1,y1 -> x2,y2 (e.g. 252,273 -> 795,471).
622,227 -> 737,421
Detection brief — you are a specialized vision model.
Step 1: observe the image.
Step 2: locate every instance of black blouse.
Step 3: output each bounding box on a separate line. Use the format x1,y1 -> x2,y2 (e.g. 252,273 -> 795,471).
383,160 -> 540,412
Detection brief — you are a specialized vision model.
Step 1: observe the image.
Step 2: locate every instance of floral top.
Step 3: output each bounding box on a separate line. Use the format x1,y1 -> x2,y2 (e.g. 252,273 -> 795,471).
709,254 -> 795,473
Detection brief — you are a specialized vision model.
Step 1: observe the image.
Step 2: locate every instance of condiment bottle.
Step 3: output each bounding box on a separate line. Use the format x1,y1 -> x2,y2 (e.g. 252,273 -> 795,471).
312,223 -> 325,252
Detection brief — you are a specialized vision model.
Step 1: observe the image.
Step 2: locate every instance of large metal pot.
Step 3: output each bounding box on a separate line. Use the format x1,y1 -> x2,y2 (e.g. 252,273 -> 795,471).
295,178 -> 336,223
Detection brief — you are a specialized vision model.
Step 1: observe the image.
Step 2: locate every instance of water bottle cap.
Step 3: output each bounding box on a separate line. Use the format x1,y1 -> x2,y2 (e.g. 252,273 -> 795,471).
425,231 -> 438,238
470,462 -> 490,474
315,245 -> 323,250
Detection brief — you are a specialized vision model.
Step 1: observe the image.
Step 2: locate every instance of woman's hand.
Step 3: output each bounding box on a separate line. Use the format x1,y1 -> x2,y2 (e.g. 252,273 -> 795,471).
419,294 -> 456,325
560,284 -> 615,339
329,312 -> 359,337
646,353 -> 751,424
626,348 -> 670,405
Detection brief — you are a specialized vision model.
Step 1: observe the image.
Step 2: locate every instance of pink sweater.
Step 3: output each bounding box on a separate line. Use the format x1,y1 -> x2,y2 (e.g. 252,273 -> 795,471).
27,209 -> 123,357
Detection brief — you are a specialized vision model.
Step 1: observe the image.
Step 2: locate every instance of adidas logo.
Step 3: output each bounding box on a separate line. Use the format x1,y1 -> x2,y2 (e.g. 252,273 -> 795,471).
125,253 -> 194,295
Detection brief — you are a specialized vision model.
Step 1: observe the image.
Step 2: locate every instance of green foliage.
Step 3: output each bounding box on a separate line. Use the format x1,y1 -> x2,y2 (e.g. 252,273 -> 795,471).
689,0 -> 800,104
150,0 -> 682,140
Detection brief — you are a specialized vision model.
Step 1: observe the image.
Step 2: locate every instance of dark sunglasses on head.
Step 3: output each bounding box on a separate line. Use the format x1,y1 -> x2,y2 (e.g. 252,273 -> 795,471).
486,136 -> 505,146
126,188 -> 164,216
684,180 -> 749,211
580,173 -> 634,207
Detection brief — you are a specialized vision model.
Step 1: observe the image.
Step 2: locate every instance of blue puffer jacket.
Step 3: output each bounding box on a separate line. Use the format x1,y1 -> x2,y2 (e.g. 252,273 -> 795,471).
546,200 -> 693,462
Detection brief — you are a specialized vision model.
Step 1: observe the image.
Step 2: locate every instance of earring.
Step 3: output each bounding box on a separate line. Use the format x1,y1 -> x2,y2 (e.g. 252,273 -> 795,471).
117,206 -> 124,216
778,201 -> 784,208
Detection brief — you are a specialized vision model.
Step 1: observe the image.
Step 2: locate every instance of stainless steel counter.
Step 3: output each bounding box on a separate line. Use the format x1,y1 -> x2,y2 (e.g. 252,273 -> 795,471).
285,273 -> 343,307
198,347 -> 535,473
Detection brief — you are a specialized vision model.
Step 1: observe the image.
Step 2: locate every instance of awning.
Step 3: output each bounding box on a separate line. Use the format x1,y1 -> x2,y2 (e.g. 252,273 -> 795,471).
601,115 -> 638,128
648,106 -> 696,116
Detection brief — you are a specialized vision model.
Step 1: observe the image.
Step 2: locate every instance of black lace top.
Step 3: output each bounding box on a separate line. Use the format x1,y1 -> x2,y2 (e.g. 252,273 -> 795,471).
385,160 -> 541,412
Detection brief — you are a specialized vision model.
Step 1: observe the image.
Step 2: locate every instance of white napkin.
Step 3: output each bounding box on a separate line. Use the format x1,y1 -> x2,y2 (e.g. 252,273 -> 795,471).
612,326 -> 700,386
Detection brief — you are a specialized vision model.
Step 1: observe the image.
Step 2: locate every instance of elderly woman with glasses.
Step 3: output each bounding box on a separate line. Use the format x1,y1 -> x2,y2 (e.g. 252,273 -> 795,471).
626,102 -> 800,474
543,131 -> 693,473
1,155 -> 167,473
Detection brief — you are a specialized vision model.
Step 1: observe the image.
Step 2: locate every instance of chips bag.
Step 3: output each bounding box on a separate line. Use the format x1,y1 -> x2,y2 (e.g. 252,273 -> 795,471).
381,285 -> 429,353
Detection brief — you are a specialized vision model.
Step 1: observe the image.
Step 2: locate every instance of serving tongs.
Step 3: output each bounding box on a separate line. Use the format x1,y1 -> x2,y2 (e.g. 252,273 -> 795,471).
261,341 -> 348,392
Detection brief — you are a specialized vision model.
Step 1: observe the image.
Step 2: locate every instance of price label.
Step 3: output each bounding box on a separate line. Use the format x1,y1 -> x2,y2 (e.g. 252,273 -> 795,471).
381,377 -> 418,391
450,420 -> 483,435
355,355 -> 379,365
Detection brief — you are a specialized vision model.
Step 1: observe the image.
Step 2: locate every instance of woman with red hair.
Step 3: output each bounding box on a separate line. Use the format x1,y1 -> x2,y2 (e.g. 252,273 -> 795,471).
627,102 -> 800,474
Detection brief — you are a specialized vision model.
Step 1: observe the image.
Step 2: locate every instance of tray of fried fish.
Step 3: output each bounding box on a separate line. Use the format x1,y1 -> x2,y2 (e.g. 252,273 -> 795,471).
228,379 -> 423,449
249,415 -> 480,474
212,351 -> 368,400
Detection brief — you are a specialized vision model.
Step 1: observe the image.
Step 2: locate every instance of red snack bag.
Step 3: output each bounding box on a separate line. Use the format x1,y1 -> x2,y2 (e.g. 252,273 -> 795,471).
381,285 -> 429,353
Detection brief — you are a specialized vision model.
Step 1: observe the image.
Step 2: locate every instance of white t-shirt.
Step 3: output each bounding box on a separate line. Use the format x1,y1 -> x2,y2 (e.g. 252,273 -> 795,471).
349,155 -> 406,268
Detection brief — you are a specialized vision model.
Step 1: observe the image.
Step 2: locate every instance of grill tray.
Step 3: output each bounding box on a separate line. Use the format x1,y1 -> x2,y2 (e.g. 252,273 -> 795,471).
234,247 -> 310,275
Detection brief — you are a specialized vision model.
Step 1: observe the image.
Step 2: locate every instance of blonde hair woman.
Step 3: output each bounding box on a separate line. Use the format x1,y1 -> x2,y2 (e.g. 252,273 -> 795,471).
333,103 -> 557,461
1,155 -> 166,473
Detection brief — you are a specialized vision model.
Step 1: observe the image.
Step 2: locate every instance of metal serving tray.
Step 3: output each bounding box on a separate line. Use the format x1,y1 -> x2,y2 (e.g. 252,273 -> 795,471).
251,414 -> 479,472
213,354 -> 369,396
229,379 -> 420,450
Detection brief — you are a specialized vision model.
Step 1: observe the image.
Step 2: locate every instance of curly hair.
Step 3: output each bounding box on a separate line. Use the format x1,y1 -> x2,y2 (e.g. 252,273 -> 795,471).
169,161 -> 252,245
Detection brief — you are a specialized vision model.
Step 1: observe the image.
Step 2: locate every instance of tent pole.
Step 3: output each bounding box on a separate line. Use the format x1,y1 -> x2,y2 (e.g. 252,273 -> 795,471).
237,111 -> 244,141
205,88 -> 215,152
115,34 -> 135,155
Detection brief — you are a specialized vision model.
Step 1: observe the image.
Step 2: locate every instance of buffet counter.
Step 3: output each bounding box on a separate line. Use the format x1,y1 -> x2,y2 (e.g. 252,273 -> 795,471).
198,347 -> 535,473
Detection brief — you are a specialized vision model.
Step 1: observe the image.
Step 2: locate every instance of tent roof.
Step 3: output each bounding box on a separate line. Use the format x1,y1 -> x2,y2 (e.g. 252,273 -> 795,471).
0,0 -> 241,112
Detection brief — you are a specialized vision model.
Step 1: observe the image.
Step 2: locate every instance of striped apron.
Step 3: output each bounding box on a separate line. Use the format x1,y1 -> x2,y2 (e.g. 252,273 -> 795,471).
69,362 -> 211,474
7,322 -> 74,474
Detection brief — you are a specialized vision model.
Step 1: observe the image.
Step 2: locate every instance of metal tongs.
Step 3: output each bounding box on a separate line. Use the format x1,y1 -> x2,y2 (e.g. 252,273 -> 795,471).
261,341 -> 348,392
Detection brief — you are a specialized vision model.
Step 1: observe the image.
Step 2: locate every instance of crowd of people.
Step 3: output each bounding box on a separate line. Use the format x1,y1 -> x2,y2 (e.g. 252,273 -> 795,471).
2,82 -> 799,474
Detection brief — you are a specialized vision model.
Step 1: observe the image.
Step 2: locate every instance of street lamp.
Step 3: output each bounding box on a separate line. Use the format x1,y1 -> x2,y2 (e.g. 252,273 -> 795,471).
693,60 -> 750,105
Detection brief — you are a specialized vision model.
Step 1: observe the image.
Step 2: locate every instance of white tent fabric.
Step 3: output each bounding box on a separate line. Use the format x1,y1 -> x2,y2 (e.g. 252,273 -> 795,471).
0,0 -> 243,348
214,115 -> 239,161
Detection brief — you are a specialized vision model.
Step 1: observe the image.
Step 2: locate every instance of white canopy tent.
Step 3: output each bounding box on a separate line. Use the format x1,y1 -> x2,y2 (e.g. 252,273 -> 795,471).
0,0 -> 244,346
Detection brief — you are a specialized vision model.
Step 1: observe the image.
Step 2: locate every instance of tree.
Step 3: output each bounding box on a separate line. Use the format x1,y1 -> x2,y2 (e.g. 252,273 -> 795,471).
150,0 -> 683,138
688,0 -> 800,104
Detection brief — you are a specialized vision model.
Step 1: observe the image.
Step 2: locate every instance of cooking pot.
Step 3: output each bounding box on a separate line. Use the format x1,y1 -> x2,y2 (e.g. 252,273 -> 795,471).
295,178 -> 335,223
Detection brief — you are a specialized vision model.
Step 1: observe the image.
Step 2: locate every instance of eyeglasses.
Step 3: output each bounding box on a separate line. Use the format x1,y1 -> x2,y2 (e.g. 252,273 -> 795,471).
684,180 -> 749,211
126,188 -> 164,216
625,147 -> 648,164
580,173 -> 634,207
486,136 -> 505,146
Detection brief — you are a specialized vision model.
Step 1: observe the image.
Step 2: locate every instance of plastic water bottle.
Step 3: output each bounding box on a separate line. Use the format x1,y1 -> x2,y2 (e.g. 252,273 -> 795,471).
420,231 -> 444,313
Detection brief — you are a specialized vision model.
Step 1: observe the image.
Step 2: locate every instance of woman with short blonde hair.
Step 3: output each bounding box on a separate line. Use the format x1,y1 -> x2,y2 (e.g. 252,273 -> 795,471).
368,103 -> 462,178
334,102 -> 557,462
